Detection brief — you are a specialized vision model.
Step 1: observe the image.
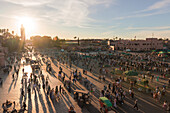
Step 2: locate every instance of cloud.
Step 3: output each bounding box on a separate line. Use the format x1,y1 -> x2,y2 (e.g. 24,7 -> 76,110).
141,0 -> 170,12
45,0 -> 116,27
127,26 -> 170,30
2,0 -> 116,28
3,0 -> 51,6
113,10 -> 170,20
113,0 -> 170,20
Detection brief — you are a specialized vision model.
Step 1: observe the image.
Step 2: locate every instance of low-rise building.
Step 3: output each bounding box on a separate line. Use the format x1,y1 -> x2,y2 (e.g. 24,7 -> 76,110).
108,38 -> 163,51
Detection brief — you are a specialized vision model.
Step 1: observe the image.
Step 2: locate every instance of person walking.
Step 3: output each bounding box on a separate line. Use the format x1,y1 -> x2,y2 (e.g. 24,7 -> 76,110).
108,83 -> 111,90
134,99 -> 138,110
103,75 -> 106,82
16,69 -> 19,78
63,73 -> 65,81
43,83 -> 45,91
68,106 -> 76,113
12,74 -> 15,80
22,101 -> 26,111
13,101 -> 15,109
114,98 -> 117,108
47,85 -> 51,95
21,88 -> 25,98
59,85 -> 62,94
55,86 -> 58,94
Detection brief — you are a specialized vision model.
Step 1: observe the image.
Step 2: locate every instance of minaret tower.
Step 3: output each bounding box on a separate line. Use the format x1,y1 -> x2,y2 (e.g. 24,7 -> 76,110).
21,24 -> 25,42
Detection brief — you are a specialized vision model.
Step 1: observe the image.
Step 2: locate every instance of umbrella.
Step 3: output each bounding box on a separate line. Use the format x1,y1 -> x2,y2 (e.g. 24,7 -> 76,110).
124,70 -> 138,76
126,49 -> 131,52
121,52 -> 126,54
159,51 -> 165,54
99,97 -> 112,107
104,65 -> 111,67
168,50 -> 170,54
126,53 -> 131,55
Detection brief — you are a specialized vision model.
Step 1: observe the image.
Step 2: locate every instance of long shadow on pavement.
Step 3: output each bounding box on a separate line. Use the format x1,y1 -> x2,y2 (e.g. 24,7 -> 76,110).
34,91 -> 39,113
19,94 -> 23,108
50,95 -> 69,113
46,69 -> 57,79
13,77 -> 18,88
8,80 -> 14,93
43,90 -> 54,113
28,98 -> 32,113
80,101 -> 100,113
38,92 -> 47,113
60,93 -> 74,108
85,74 -> 101,83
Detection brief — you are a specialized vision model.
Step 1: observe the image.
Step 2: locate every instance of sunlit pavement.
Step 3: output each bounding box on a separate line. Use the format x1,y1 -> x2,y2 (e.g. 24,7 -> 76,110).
0,65 -> 22,112
0,57 -> 75,113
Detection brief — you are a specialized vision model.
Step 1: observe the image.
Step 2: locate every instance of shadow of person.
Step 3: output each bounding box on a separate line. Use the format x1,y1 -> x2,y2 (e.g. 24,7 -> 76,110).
8,80 -> 14,93
34,89 -> 39,113
28,98 -> 32,113
13,78 -> 18,88
38,92 -> 47,113
43,90 -> 54,113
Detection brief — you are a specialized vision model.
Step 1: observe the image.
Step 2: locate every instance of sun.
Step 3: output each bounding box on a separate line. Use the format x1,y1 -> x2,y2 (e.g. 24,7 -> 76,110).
18,17 -> 35,39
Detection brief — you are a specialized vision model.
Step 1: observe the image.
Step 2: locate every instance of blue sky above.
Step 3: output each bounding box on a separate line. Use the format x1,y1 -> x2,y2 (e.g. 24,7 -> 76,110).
0,0 -> 170,39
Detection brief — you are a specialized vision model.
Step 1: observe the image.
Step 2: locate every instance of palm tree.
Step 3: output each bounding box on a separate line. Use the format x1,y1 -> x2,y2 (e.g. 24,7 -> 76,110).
74,36 -> 79,45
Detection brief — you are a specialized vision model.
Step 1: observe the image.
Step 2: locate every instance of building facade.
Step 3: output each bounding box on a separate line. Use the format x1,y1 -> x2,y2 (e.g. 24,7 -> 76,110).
108,38 -> 163,51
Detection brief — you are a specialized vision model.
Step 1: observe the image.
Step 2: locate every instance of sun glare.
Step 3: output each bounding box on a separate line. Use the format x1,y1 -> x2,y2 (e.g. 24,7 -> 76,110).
18,17 -> 36,39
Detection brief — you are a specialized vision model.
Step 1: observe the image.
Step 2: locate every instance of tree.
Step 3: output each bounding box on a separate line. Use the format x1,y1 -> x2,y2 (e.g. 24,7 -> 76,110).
74,36 -> 79,45
53,36 -> 59,41
2,38 -> 22,52
31,35 -> 54,48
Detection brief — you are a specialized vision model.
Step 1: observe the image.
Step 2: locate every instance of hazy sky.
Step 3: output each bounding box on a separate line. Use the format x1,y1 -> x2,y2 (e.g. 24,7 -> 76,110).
0,0 -> 170,39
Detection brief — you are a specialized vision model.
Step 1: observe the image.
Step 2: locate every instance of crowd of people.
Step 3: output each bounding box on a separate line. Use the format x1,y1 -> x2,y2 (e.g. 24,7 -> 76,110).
1,47 -> 169,113
51,50 -> 170,112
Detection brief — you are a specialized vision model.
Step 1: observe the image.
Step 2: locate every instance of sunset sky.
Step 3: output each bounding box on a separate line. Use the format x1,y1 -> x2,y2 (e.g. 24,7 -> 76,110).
0,0 -> 170,39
